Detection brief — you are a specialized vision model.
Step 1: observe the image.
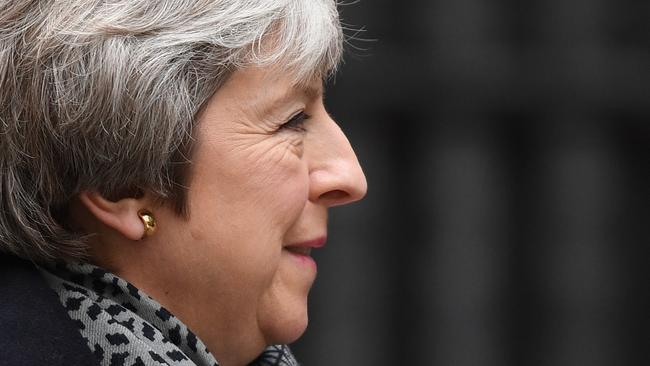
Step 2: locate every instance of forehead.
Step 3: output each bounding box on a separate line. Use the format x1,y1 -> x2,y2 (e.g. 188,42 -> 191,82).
223,66 -> 323,105
198,65 -> 324,126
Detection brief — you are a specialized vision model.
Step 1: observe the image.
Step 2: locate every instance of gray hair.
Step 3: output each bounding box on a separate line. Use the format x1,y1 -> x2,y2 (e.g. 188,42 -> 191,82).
0,0 -> 343,262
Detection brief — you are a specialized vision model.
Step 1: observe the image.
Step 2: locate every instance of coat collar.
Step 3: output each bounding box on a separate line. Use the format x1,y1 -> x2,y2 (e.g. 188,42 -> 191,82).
0,254 -> 100,366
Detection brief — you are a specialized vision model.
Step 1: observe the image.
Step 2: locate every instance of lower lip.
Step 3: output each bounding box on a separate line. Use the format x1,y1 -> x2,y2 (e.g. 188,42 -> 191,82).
286,250 -> 317,270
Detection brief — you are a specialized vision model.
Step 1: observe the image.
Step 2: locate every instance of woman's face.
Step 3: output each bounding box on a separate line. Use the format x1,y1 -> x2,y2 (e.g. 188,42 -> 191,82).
147,66 -> 366,362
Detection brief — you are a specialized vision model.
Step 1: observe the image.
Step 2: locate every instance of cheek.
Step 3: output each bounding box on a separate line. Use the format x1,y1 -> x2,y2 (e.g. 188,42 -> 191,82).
191,135 -> 308,209
236,140 -> 310,225
183,138 -> 309,271
184,131 -> 309,249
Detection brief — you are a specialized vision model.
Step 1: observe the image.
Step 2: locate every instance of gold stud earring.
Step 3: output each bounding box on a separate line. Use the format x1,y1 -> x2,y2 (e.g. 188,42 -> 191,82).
138,209 -> 156,239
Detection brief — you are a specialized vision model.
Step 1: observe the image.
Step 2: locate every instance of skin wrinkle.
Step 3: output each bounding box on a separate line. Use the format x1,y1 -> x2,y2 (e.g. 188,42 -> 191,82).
223,82 -> 320,167
201,86 -> 312,170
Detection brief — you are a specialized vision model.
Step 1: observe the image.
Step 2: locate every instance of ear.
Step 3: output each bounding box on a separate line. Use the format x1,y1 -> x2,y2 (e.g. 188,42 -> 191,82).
78,191 -> 146,241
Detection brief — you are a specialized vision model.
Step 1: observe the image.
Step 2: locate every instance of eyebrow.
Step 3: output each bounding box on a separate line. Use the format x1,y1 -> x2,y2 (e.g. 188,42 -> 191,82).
254,82 -> 323,119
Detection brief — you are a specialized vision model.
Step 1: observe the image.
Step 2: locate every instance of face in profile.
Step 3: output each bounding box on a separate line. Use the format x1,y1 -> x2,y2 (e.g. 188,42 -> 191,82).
142,65 -> 367,361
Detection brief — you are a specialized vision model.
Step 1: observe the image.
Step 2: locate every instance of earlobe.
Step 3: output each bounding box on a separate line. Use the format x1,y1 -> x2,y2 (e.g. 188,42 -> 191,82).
78,191 -> 146,241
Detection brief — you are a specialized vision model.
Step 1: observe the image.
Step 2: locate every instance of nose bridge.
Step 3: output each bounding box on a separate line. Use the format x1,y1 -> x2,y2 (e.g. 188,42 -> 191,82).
307,114 -> 367,207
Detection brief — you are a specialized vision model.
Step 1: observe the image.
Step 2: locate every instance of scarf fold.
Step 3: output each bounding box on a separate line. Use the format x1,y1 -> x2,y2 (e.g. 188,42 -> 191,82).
38,261 -> 299,366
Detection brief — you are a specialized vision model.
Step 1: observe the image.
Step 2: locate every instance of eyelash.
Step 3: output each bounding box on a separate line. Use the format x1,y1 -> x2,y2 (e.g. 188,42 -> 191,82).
279,111 -> 311,132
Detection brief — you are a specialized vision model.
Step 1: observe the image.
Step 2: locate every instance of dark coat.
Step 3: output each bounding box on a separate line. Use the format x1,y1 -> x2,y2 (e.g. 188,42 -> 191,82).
0,254 -> 100,366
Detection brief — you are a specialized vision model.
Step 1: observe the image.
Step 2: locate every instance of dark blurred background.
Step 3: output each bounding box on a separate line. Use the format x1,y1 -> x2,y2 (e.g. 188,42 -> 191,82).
292,1 -> 649,365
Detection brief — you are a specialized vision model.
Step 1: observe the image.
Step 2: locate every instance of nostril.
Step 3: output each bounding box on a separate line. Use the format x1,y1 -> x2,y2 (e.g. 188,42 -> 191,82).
319,189 -> 348,202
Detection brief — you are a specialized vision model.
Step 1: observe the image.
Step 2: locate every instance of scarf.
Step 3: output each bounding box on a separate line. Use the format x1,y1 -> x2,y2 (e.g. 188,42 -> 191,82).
38,261 -> 299,366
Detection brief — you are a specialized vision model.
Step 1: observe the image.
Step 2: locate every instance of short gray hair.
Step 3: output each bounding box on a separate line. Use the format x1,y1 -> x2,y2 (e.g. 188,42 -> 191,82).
0,0 -> 343,262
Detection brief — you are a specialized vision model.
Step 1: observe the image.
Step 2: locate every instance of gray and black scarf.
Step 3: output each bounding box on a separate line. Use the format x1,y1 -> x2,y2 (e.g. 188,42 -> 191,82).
38,262 -> 299,366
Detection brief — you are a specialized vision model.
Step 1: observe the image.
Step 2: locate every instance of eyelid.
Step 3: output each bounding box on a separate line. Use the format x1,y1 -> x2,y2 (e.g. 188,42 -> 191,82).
279,110 -> 311,132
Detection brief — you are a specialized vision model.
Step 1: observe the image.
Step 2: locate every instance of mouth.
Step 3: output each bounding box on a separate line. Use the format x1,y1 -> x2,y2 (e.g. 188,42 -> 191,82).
284,246 -> 312,256
283,236 -> 327,265
285,236 -> 327,250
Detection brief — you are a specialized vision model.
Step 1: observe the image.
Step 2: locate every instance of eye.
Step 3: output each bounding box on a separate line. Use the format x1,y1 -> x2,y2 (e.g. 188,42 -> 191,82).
279,111 -> 311,132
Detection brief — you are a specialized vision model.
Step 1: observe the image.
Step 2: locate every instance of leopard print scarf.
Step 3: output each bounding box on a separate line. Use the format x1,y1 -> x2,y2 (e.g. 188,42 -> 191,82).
38,261 -> 299,366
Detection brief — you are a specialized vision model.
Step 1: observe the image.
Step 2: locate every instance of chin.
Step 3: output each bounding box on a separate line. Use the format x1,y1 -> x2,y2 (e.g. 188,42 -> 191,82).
259,299 -> 309,345
280,311 -> 309,344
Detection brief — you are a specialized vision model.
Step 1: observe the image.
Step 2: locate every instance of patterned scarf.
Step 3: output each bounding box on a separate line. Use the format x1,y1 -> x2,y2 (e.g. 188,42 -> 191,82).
38,261 -> 299,366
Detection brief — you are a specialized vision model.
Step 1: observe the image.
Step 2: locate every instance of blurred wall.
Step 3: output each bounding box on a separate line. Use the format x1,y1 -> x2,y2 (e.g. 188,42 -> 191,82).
292,1 -> 649,365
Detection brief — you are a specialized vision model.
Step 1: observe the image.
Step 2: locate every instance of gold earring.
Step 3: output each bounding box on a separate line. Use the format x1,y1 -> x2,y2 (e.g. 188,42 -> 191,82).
138,209 -> 156,238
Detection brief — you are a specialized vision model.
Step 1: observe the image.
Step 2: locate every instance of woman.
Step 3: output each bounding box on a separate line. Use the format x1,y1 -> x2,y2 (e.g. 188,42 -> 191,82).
0,1 -> 367,365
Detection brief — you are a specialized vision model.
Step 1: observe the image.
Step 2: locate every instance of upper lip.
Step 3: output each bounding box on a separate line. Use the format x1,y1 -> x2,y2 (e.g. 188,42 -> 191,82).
286,236 -> 327,249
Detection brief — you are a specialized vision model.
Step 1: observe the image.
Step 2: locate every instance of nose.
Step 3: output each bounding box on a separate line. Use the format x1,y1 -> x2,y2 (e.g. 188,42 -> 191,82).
307,114 -> 367,207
